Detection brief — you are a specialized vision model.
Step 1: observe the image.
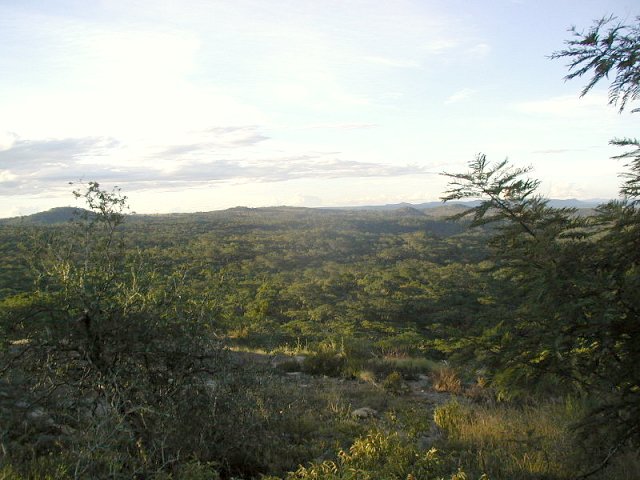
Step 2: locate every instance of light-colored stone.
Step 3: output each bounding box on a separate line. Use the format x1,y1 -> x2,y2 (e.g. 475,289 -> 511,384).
351,407 -> 378,419
204,379 -> 217,392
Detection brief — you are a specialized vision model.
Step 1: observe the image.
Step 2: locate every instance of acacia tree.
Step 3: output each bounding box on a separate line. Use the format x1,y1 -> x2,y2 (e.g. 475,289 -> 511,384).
551,15 -> 640,112
442,15 -> 640,474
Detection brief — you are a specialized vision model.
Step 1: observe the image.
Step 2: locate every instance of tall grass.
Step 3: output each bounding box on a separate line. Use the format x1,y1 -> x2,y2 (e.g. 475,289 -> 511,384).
432,397 -> 640,480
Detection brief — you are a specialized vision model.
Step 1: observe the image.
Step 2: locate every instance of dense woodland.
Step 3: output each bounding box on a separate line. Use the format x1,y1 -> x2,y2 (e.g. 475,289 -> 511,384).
0,203 -> 488,353
1,13 -> 640,480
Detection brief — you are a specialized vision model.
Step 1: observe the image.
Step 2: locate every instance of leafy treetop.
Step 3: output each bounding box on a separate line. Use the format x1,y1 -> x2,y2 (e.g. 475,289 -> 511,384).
551,15 -> 640,112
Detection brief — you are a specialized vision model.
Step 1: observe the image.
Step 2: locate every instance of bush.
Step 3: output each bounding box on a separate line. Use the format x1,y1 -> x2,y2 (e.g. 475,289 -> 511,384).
365,356 -> 436,381
431,398 -> 610,479
381,371 -> 409,395
284,430 -> 463,480
0,184 -> 300,479
302,350 -> 346,377
357,369 -> 377,384
374,330 -> 425,357
433,401 -> 471,437
464,376 -> 494,403
432,364 -> 462,394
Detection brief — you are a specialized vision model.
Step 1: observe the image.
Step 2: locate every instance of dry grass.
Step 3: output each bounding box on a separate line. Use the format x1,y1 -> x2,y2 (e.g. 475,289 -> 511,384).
357,369 -> 377,384
431,364 -> 462,394
433,399 -> 590,479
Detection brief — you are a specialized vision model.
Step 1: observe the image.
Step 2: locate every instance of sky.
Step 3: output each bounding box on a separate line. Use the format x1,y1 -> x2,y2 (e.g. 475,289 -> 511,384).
1,0 -> 639,217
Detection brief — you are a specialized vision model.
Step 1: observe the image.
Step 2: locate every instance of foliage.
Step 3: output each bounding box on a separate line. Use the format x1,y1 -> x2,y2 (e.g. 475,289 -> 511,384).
381,371 -> 408,395
441,13 -> 640,473
431,365 -> 463,395
442,151 -> 640,458
0,203 -> 488,354
279,430 -> 462,480
3,15 -> 640,478
434,399 -> 587,479
433,401 -> 471,437
551,15 -> 640,112
0,183 -> 290,478
366,356 -> 438,381
302,348 -> 347,377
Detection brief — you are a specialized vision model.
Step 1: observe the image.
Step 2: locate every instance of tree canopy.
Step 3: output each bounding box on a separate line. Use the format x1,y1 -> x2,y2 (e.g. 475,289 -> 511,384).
551,15 -> 640,112
442,14 -> 640,473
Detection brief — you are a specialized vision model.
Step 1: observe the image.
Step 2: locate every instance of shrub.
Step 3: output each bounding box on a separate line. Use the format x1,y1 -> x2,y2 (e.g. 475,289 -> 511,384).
357,369 -> 377,384
464,376 -> 494,403
431,398 -> 607,479
432,364 -> 462,394
285,430 -> 463,480
381,371 -> 409,395
433,401 -> 471,437
275,357 -> 305,372
365,356 -> 436,381
374,330 -> 425,357
0,184 -> 303,479
302,350 -> 346,377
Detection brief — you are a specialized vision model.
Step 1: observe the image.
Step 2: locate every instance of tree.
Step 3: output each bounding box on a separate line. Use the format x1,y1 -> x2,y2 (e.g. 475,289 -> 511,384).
0,183 -> 269,478
551,15 -> 640,112
442,14 -> 640,475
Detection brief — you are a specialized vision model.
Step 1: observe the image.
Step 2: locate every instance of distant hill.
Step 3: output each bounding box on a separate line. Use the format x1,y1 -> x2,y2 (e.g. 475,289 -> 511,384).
336,198 -> 606,211
546,199 -> 605,208
0,207 -> 91,225
333,200 -> 483,210
0,199 -> 609,226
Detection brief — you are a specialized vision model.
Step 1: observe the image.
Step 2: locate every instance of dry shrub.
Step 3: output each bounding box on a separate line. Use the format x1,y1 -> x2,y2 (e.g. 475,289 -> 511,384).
432,365 -> 462,394
382,371 -> 409,395
464,376 -> 494,403
357,369 -> 377,384
433,398 -> 589,479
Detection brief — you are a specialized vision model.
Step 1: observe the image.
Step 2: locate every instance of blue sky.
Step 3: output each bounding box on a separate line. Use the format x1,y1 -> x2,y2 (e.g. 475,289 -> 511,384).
0,0 -> 638,217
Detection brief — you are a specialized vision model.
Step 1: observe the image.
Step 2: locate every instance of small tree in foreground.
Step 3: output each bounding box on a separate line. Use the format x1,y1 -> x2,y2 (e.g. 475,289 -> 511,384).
0,183 -> 268,478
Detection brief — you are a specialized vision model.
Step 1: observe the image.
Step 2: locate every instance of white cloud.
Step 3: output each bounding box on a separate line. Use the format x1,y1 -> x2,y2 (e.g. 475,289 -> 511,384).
87,29 -> 200,90
422,39 -> 458,54
362,56 -> 421,68
514,93 -> 616,118
546,182 -> 588,199
0,129 -> 427,199
0,170 -> 16,182
294,123 -> 378,131
287,194 -> 323,207
445,88 -> 476,104
467,43 -> 491,58
0,131 -> 17,151
0,84 -> 269,143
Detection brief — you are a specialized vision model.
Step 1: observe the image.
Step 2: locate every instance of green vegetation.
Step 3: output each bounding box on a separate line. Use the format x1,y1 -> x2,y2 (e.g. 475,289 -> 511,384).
440,14 -> 640,474
0,188 -> 491,479
1,13 -> 639,480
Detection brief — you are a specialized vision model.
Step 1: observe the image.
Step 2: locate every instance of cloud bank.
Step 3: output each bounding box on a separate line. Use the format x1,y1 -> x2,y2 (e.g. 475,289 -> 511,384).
0,127 -> 428,198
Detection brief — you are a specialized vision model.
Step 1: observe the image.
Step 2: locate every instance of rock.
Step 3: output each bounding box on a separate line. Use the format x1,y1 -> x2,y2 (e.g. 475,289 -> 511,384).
27,407 -> 47,419
351,407 -> 378,419
204,379 -> 217,392
27,408 -> 54,426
